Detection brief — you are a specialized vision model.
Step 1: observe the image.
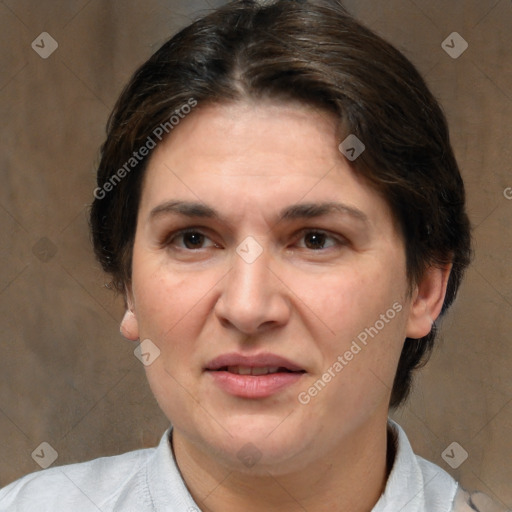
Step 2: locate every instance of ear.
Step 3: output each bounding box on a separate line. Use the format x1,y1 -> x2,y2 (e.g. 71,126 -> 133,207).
120,288 -> 140,341
406,264 -> 452,339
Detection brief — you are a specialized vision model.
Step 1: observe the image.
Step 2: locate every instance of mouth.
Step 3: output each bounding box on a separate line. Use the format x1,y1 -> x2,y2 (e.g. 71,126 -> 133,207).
205,352 -> 305,373
215,366 -> 304,376
205,353 -> 306,398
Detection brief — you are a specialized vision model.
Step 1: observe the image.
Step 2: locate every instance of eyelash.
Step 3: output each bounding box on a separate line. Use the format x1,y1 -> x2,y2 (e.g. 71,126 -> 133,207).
163,227 -> 346,252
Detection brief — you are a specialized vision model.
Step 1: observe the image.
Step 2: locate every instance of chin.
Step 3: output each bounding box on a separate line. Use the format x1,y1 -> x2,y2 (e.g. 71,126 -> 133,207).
196,416 -> 317,474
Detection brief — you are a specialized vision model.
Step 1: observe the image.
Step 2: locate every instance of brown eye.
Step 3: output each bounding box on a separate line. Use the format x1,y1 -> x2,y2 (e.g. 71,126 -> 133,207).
165,229 -> 216,250
296,230 -> 341,251
181,231 -> 206,249
304,231 -> 328,250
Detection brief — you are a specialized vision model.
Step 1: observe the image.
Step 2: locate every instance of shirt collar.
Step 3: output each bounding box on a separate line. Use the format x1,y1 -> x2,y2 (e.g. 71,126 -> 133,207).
147,419 -> 458,512
373,418 -> 458,512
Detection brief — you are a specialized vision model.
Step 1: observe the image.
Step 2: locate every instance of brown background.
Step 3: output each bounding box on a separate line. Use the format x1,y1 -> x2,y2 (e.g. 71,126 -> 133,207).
0,0 -> 511,507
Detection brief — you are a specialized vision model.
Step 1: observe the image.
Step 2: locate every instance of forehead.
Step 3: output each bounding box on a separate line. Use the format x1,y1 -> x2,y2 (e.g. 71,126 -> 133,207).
138,101 -> 397,235
153,100 -> 342,173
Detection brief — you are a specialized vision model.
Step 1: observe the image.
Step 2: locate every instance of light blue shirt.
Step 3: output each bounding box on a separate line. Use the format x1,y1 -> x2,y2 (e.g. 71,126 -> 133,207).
0,420 -> 505,511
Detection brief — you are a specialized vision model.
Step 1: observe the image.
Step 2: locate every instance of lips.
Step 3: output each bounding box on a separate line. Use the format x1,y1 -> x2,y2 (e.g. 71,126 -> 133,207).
224,366 -> 292,375
205,353 -> 306,399
205,353 -> 305,373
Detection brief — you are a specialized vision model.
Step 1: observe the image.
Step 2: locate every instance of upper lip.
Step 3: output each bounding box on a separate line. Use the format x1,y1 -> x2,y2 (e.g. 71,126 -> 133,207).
205,352 -> 305,372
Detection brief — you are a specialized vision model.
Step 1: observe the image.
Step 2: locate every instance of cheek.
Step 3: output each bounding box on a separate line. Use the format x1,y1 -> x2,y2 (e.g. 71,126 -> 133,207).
131,248 -> 212,340
132,265 -> 216,422
300,262 -> 405,341
299,261 -> 408,398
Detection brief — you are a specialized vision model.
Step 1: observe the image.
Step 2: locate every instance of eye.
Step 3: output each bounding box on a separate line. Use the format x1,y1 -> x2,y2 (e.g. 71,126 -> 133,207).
163,228 -> 346,252
165,228 -> 217,250
293,229 -> 345,251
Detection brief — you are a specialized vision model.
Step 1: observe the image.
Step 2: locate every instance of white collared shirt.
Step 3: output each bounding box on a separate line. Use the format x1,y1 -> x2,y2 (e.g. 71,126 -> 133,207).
0,420 -> 506,511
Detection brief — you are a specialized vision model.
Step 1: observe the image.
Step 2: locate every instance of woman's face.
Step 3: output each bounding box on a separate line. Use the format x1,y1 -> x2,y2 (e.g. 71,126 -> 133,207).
123,100 -> 433,474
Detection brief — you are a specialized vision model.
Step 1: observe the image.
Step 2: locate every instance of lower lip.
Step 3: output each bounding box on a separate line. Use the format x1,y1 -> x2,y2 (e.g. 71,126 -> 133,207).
206,370 -> 304,398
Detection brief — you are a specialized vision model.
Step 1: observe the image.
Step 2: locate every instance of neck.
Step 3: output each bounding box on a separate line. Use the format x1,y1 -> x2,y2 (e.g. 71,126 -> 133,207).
172,416 -> 394,512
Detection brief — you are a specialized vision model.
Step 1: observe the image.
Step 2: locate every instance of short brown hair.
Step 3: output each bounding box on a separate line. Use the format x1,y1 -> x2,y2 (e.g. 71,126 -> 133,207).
89,0 -> 472,407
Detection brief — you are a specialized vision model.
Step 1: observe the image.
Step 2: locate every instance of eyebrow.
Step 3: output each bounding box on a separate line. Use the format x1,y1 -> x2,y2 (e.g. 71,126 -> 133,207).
149,200 -> 369,225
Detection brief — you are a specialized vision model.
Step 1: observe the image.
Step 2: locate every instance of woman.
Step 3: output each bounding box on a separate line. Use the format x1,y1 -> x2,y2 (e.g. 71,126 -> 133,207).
0,1 -> 506,510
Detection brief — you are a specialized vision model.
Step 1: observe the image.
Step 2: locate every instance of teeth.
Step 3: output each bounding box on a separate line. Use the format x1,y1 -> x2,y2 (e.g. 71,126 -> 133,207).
252,366 -> 279,375
226,366 -> 281,375
229,366 -> 251,375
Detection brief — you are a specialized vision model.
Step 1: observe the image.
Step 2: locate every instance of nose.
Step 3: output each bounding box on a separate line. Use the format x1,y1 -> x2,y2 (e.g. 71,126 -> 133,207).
214,242 -> 291,335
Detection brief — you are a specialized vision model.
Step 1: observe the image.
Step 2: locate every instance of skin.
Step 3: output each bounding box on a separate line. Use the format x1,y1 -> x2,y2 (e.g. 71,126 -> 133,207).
120,100 -> 451,512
